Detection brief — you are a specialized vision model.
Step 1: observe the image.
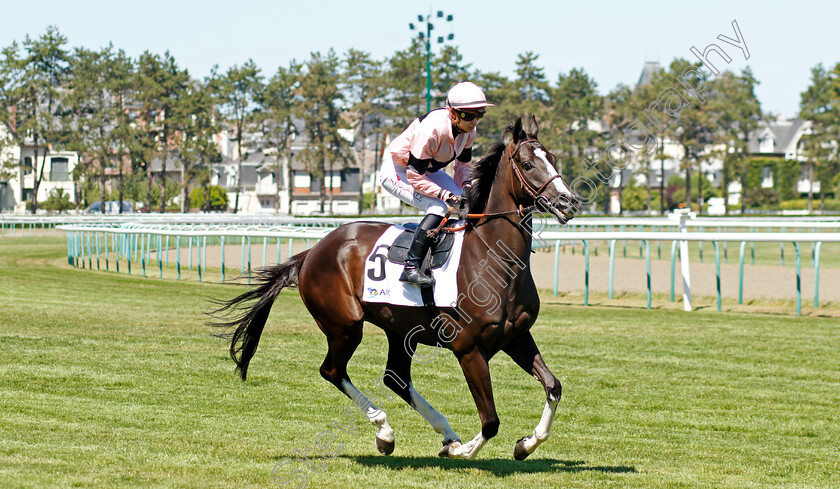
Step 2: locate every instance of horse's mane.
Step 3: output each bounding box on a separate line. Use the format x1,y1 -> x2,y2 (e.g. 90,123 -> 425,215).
468,124 -> 522,213
467,142 -> 505,213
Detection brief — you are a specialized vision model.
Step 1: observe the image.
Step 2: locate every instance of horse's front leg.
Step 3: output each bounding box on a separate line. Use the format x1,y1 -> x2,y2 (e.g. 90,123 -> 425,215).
503,330 -> 562,460
440,347 -> 498,460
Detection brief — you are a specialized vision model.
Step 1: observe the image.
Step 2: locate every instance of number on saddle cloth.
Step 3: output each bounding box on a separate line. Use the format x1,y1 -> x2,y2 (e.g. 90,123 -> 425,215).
387,219 -> 458,271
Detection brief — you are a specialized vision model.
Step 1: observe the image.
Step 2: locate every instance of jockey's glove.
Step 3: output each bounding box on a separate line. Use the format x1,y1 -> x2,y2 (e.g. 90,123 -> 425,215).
445,193 -> 465,208
445,193 -> 469,219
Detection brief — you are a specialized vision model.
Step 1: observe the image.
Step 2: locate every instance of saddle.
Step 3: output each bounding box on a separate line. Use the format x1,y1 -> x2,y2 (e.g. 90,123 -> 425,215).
387,219 -> 459,270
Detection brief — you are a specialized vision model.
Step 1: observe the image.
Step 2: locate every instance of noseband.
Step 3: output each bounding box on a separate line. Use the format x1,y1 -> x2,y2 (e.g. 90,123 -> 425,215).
506,139 -> 562,202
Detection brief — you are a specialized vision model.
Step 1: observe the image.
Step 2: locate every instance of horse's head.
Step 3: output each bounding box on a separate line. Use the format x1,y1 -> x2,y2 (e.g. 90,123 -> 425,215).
506,116 -> 581,224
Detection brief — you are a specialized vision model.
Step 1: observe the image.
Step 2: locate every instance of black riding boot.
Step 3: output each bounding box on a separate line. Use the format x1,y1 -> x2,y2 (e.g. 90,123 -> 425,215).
399,214 -> 445,286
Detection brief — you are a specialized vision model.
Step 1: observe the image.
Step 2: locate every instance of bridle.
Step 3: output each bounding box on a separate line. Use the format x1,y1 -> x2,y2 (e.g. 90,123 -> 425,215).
506,139 -> 562,203
439,138 -> 566,234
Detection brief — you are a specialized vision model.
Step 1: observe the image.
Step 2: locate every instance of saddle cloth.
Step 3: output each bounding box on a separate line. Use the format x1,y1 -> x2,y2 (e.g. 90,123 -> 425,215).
362,223 -> 465,308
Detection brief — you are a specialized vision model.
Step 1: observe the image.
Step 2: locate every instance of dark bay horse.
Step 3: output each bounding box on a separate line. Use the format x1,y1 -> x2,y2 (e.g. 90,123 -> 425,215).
212,116 -> 581,460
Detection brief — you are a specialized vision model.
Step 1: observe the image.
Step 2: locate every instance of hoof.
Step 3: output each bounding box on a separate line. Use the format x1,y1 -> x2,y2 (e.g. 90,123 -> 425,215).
438,439 -> 462,458
375,436 -> 394,456
513,436 -> 531,461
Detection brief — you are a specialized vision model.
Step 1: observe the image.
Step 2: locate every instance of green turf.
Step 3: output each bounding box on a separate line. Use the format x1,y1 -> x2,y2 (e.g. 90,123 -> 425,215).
1,237 -> 839,488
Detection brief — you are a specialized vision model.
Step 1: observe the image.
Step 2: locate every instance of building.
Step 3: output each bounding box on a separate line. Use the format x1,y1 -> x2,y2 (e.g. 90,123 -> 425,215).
211,122 -> 375,215
0,128 -> 79,212
744,117 -> 814,195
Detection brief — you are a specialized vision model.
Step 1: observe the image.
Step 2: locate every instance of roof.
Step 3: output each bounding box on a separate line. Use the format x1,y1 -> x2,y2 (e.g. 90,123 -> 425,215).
747,118 -> 807,154
637,61 -> 662,89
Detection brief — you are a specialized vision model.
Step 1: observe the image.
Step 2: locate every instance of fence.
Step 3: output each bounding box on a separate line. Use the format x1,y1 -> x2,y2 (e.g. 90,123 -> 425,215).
539,230 -> 840,315
51,214 -> 840,316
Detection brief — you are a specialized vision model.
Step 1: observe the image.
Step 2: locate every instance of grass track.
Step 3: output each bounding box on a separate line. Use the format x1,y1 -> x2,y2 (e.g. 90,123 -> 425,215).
1,237 -> 839,488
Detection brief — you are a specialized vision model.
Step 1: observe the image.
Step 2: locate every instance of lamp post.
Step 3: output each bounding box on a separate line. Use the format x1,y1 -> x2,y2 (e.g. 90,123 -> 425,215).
409,10 -> 454,112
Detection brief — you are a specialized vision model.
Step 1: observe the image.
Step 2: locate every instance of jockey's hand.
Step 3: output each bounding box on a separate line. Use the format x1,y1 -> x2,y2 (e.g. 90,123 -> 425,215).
445,193 -> 468,219
445,193 -> 464,208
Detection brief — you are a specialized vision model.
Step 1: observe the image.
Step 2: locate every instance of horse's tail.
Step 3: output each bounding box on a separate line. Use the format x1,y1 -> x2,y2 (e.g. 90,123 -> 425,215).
209,249 -> 310,380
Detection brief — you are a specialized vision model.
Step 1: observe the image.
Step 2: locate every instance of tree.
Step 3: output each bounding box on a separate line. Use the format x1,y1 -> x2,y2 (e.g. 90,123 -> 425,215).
175,80 -> 220,212
513,52 -> 550,120
65,45 -> 133,214
0,26 -> 70,213
135,51 -> 189,213
208,59 -> 263,213
385,38 -> 426,128
190,185 -> 228,211
549,68 -> 604,182
344,49 -> 387,214
473,71 -> 517,145
62,46 -> 97,211
297,50 -> 351,214
651,59 -> 718,212
711,67 -> 761,214
432,45 -> 471,108
259,61 -> 301,214
799,63 -> 839,213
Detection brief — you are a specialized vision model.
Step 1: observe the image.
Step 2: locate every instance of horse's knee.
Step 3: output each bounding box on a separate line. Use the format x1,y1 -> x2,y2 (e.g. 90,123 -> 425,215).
482,418 -> 500,439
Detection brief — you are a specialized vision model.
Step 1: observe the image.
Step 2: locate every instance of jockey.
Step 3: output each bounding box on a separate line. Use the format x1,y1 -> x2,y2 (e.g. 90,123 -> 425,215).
379,81 -> 493,286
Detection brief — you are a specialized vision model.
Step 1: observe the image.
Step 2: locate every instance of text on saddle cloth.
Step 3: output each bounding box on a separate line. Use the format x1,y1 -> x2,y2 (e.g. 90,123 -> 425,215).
362,224 -> 465,308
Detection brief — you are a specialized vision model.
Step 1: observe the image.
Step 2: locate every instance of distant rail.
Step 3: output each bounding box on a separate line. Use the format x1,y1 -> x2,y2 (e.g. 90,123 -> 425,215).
52,217 -> 840,316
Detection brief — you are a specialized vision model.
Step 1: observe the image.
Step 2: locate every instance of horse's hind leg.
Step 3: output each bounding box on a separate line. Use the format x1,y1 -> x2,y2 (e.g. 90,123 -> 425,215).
502,331 -> 562,460
317,318 -> 396,455
381,331 -> 461,454
438,347 -> 498,460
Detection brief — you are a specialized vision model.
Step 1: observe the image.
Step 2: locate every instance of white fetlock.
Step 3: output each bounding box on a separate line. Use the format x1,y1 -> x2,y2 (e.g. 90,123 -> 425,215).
521,432 -> 541,454
371,410 -> 395,443
446,433 -> 485,460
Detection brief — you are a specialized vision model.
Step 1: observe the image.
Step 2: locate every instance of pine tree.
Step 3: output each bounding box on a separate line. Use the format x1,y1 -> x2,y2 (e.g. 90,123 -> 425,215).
259,61 -> 301,214
207,59 -> 263,213
0,26 -> 70,213
297,50 -> 350,214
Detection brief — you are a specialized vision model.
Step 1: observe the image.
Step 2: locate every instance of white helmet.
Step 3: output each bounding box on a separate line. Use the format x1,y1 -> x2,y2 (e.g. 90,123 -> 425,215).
446,82 -> 494,110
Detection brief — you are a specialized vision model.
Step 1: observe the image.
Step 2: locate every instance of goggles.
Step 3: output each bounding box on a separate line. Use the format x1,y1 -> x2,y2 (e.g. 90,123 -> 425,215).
457,109 -> 486,121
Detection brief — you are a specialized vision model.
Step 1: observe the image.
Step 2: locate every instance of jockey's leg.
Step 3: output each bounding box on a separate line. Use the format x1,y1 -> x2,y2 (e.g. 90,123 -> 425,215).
399,213 -> 444,286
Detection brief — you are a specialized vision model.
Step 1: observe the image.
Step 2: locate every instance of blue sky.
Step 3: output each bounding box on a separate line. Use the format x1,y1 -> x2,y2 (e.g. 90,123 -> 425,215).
3,0 -> 835,118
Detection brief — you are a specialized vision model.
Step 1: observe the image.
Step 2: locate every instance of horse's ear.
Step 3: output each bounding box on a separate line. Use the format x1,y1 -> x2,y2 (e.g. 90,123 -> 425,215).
512,117 -> 526,144
528,115 -> 539,139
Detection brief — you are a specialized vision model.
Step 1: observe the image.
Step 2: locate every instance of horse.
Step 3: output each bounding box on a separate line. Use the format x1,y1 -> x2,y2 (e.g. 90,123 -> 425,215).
211,116 -> 582,460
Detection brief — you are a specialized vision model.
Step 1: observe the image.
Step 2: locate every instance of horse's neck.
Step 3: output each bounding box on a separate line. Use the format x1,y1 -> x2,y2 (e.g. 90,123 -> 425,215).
474,158 -> 533,265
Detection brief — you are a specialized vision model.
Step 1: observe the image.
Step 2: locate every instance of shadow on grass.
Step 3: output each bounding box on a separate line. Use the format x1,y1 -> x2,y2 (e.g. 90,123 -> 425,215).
347,456 -> 637,476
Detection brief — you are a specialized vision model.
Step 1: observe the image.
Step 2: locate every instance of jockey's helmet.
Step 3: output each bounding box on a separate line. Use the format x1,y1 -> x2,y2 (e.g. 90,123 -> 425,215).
446,82 -> 494,110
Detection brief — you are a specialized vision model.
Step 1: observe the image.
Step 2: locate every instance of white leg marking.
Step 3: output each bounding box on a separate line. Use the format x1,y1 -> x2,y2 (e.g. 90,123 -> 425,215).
443,432 -> 486,460
341,380 -> 394,443
521,398 -> 559,455
534,148 -> 571,195
408,383 -> 460,442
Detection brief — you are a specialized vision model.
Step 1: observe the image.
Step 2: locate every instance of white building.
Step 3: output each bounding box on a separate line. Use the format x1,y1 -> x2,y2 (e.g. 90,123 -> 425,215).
1,127 -> 79,212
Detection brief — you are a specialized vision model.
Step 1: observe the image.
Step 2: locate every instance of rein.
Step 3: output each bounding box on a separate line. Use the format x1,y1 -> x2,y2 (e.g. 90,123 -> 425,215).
441,139 -> 555,233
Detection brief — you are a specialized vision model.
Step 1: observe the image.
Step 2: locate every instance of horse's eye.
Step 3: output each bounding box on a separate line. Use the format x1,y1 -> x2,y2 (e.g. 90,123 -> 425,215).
522,161 -> 533,171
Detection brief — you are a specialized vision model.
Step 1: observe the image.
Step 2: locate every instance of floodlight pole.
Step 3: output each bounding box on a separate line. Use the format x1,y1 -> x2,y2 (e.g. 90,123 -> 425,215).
425,16 -> 432,112
410,10 -> 454,113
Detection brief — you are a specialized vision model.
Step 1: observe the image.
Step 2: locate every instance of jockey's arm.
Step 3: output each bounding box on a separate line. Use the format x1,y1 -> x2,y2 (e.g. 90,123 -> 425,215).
406,166 -> 455,202
452,151 -> 471,188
